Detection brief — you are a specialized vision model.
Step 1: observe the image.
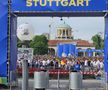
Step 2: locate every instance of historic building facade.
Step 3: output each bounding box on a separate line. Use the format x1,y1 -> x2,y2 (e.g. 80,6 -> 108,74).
47,23 -> 95,56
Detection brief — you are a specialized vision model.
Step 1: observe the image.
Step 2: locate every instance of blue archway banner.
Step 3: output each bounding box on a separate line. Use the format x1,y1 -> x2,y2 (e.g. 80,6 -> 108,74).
57,44 -> 76,57
104,17 -> 108,72
11,0 -> 107,12
69,44 -> 76,56
63,44 -> 69,56
57,44 -> 63,57
0,0 -> 8,77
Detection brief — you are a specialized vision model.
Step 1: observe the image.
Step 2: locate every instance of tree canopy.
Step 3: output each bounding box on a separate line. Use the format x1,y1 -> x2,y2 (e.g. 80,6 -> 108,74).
17,38 -> 22,48
91,34 -> 104,49
29,35 -> 48,55
17,35 -> 48,55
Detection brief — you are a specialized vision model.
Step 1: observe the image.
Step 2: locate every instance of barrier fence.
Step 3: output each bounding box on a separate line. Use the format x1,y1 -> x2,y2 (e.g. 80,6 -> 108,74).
17,68 -> 97,76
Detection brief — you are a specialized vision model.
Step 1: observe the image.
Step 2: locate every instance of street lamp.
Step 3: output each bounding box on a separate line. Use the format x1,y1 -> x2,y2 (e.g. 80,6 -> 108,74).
17,23 -> 34,90
49,22 -> 54,40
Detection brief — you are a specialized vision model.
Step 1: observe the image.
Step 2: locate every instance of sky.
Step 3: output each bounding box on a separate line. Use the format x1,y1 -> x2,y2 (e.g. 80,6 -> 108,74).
17,17 -> 104,42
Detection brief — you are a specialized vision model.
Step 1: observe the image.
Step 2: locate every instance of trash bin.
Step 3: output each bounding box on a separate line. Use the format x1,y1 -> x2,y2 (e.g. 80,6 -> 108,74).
34,70 -> 49,90
69,71 -> 82,90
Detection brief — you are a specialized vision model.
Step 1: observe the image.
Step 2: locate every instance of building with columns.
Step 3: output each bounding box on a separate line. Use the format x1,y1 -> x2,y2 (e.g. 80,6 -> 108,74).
56,23 -> 72,39
47,22 -> 95,56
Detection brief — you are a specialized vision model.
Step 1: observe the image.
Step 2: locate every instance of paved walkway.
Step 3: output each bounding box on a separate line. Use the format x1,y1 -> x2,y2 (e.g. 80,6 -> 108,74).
0,79 -> 107,90
12,79 -> 106,90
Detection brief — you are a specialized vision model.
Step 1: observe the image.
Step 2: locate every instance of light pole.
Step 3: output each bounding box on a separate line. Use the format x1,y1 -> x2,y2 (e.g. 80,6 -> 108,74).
49,22 -> 54,40
17,23 -> 34,90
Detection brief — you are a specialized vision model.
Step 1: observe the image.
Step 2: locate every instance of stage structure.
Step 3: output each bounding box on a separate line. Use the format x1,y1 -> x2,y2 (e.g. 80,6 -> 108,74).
57,43 -> 104,57
0,0 -> 108,85
57,43 -> 76,57
76,49 -> 104,57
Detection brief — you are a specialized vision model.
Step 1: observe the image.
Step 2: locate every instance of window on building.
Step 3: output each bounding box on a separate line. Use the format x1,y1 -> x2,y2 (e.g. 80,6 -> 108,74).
77,48 -> 84,57
78,52 -> 84,57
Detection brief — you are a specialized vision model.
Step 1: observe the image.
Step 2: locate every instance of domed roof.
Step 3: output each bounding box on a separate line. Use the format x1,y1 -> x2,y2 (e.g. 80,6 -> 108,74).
57,23 -> 71,29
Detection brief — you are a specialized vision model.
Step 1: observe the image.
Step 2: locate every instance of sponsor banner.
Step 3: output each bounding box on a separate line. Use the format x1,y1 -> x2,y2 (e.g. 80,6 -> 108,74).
11,0 -> 107,12
18,48 -> 33,60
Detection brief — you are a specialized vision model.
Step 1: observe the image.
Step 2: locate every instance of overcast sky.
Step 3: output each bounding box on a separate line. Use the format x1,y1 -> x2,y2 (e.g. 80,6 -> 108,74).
17,17 -> 104,42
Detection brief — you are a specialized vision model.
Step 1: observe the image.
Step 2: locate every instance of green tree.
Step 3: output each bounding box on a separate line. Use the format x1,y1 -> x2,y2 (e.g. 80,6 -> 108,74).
71,36 -> 74,40
17,37 -> 32,48
101,39 -> 104,49
30,35 -> 48,55
17,38 -> 22,48
91,34 -> 104,49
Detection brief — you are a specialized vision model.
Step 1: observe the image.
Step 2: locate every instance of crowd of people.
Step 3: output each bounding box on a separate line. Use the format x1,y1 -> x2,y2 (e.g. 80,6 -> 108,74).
17,55 -> 104,72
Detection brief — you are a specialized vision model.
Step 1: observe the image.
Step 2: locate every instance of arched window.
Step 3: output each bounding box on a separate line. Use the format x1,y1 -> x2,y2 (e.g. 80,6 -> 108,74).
77,48 -> 84,57
85,48 -> 92,57
48,48 -> 55,55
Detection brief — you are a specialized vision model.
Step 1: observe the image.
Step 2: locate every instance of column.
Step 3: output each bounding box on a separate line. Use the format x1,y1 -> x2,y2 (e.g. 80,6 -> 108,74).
68,29 -> 71,38
83,52 -> 86,57
93,52 -> 95,57
61,29 -> 63,39
65,29 -> 67,39
57,29 -> 58,38
59,29 -> 61,38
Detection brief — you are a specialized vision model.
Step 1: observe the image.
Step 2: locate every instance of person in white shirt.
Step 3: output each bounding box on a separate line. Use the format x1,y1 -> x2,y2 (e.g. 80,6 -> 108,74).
84,59 -> 88,67
96,59 -> 100,70
47,59 -> 50,65
17,60 -> 22,68
93,60 -> 97,68
42,59 -> 46,67
99,60 -> 104,70
90,60 -> 93,66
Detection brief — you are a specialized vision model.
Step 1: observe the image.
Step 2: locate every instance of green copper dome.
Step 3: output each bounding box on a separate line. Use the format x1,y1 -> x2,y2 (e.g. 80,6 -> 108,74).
57,22 -> 71,29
